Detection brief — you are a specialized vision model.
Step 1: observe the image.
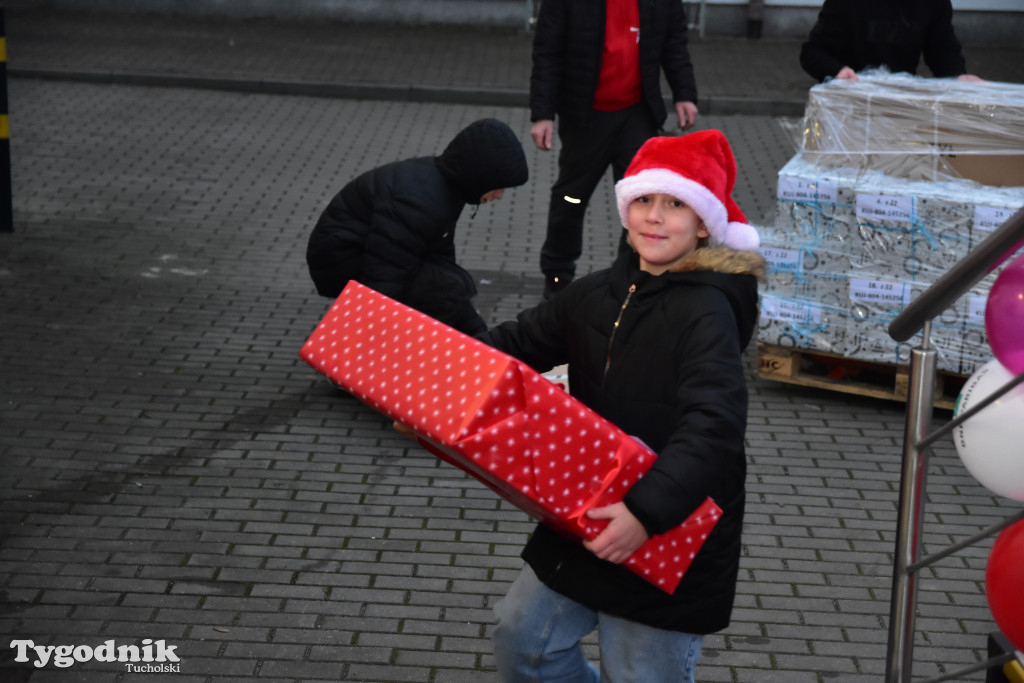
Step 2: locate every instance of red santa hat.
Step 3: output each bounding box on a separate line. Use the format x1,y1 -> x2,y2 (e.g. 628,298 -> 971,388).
615,130 -> 760,251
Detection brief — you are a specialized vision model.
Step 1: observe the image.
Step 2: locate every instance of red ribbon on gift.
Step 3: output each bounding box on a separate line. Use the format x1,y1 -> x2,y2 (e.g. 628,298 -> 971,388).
300,281 -> 721,593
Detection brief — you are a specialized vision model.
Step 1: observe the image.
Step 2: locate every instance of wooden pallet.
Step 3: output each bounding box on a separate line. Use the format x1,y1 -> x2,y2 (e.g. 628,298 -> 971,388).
756,344 -> 967,410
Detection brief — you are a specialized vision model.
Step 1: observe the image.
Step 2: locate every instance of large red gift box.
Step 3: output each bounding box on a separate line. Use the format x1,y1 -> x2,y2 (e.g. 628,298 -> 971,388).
300,281 -> 721,594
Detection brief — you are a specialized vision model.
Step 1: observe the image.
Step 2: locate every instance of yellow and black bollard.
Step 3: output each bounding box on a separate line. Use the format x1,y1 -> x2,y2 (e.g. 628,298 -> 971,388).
0,5 -> 11,232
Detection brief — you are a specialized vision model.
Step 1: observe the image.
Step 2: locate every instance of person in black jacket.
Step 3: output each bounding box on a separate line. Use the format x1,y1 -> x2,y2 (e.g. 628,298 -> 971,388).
483,131 -> 763,682
799,0 -> 982,83
306,118 -> 529,336
530,0 -> 699,300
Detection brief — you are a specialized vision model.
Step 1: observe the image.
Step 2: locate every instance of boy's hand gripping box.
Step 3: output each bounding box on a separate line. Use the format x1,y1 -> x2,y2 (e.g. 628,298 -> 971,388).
300,281 -> 721,594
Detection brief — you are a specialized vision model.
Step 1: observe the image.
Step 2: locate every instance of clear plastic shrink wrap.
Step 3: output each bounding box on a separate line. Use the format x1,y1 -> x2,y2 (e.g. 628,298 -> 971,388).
800,70 -> 1024,187
759,72 -> 1024,375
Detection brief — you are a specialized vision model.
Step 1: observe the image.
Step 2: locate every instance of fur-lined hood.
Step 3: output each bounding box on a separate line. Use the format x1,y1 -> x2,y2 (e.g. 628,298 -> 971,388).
669,246 -> 765,281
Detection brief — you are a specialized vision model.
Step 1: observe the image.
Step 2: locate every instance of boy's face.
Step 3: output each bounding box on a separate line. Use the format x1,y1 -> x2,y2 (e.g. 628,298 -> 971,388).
627,193 -> 710,275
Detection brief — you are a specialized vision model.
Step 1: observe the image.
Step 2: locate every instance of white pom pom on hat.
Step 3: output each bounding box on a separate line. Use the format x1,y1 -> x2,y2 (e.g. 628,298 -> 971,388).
615,130 -> 760,251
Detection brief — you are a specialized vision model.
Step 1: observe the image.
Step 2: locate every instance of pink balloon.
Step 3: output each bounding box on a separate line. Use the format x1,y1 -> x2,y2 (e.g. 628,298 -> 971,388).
985,253 -> 1024,374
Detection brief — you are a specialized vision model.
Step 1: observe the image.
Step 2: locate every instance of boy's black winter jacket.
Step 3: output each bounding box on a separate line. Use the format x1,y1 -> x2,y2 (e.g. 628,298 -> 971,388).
481,246 -> 764,634
529,0 -> 697,128
306,118 -> 528,335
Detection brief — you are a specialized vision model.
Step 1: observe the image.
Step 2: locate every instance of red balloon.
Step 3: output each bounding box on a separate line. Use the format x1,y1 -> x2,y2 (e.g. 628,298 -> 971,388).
986,519 -> 1024,650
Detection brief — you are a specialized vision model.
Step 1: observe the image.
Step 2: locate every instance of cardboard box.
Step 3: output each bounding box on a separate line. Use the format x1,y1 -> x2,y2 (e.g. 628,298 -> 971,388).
800,72 -> 1024,187
300,281 -> 722,594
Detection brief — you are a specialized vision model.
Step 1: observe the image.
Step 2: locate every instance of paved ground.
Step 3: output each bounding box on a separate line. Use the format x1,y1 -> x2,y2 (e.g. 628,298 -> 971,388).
1,7 -> 1022,683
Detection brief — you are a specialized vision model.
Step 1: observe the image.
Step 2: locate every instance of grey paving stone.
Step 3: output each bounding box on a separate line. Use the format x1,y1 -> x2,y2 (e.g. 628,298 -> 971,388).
1,60 -> 1014,680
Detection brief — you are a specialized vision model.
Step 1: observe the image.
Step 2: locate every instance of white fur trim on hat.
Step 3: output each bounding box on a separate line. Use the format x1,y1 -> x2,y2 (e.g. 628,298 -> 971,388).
615,168 -> 728,237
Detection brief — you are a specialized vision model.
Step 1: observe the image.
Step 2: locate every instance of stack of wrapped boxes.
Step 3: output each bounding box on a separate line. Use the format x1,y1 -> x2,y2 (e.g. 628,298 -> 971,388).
759,72 -> 1024,376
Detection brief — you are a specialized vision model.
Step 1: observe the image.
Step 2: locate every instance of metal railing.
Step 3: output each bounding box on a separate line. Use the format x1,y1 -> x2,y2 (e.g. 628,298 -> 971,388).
885,205 -> 1024,683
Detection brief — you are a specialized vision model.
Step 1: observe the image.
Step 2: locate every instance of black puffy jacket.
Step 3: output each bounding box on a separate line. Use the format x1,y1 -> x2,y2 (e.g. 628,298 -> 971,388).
530,0 -> 698,128
481,246 -> 764,634
306,119 -> 528,335
799,0 -> 967,82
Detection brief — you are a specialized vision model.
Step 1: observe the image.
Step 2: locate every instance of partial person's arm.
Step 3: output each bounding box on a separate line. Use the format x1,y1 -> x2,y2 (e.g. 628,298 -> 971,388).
531,120 -> 554,151
675,101 -> 699,130
835,66 -> 859,81
529,0 -> 567,128
583,502 -> 649,564
921,0 -> 968,78
799,0 -> 849,82
661,0 -> 699,129
477,292 -> 569,374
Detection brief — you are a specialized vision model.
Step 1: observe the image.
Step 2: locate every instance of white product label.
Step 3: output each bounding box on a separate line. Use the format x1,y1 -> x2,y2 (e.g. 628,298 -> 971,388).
849,278 -> 911,306
974,205 -> 1014,233
761,295 -> 822,324
760,247 -> 803,271
967,294 -> 987,324
856,193 -> 914,222
777,175 -> 838,204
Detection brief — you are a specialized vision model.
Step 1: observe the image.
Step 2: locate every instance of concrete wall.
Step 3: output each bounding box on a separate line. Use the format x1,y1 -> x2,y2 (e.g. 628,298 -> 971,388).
8,0 -> 1023,42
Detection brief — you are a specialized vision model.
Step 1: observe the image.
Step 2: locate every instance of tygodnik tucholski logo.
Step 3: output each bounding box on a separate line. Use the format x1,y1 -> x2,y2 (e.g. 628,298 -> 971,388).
9,638 -> 181,672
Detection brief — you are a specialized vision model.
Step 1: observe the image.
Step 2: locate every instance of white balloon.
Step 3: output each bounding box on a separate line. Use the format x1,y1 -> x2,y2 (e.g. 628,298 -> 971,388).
953,359 -> 1024,502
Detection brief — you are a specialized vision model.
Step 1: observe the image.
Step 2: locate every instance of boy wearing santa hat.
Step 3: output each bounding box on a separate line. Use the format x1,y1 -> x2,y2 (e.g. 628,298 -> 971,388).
481,129 -> 764,681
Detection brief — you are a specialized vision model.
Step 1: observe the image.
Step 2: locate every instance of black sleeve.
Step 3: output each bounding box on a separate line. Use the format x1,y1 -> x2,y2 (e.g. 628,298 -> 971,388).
799,0 -> 850,82
921,0 -> 966,77
529,0 -> 568,122
660,0 -> 698,104
477,292 -> 572,373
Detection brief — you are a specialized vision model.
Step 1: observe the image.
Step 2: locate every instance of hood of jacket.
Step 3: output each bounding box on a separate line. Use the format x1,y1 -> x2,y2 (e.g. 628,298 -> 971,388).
434,118 -> 529,205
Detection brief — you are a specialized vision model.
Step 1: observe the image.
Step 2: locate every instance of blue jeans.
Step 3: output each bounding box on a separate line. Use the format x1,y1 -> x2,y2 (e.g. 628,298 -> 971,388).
493,566 -> 703,683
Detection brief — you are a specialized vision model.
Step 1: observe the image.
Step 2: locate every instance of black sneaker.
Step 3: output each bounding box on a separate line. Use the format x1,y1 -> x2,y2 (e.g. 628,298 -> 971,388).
543,274 -> 572,300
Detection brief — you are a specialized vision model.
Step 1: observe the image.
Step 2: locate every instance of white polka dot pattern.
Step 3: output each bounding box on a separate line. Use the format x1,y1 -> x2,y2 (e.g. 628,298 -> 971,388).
299,281 -> 722,594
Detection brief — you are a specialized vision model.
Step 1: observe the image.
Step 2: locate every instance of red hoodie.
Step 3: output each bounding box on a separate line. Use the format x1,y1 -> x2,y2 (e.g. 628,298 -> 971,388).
593,0 -> 642,111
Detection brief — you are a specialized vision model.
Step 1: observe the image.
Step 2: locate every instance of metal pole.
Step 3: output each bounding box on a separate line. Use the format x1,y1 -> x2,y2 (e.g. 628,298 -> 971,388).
885,322 -> 937,683
686,1 -> 708,39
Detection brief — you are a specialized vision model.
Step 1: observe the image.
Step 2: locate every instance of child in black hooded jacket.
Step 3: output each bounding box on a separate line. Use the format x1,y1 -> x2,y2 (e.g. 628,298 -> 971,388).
480,130 -> 764,682
306,118 -> 528,335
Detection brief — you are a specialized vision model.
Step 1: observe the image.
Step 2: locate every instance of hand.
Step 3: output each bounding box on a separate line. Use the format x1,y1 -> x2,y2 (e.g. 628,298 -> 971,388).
393,421 -> 418,441
836,67 -> 859,81
957,73 -> 984,83
531,119 -> 554,151
582,503 -> 649,564
675,101 -> 698,130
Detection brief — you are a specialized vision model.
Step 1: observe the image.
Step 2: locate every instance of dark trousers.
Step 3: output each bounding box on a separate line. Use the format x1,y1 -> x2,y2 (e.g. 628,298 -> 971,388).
539,103 -> 659,279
